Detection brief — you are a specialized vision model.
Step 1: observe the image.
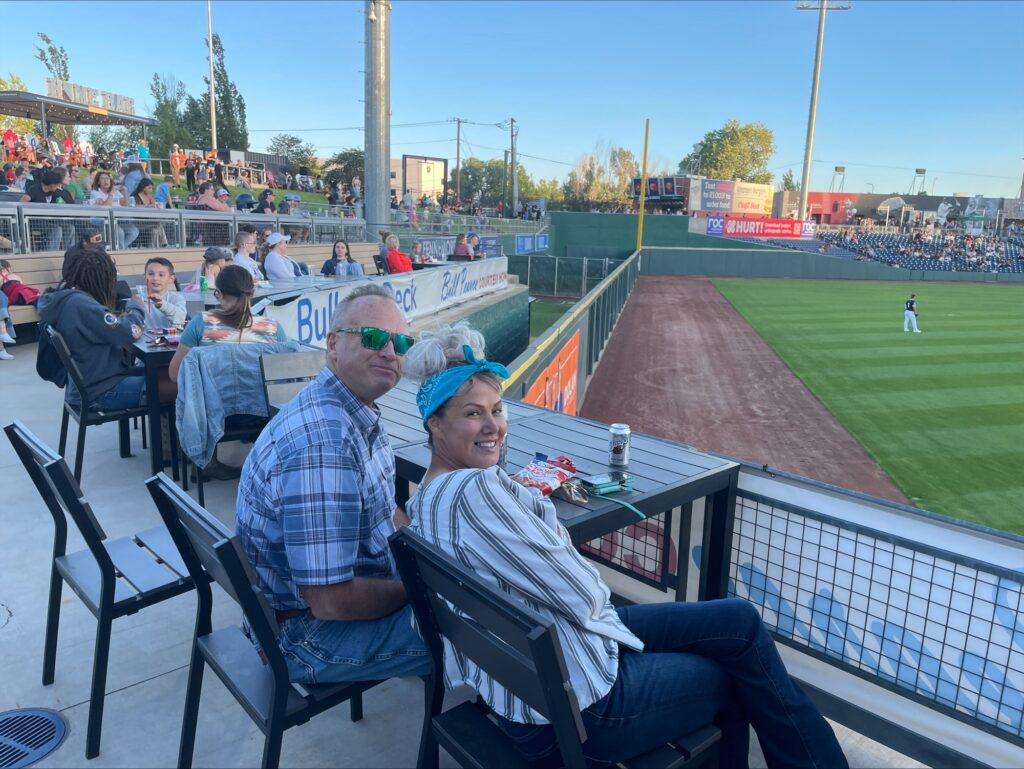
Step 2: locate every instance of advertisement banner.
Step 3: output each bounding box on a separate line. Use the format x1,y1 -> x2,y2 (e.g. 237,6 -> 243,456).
662,177 -> 676,196
535,234 -> 549,252
732,182 -> 774,216
523,330 -> 579,415
266,258 -> 509,347
415,236 -> 455,260
706,215 -> 725,236
515,234 -> 536,254
468,233 -> 501,258
720,217 -> 813,238
647,177 -> 662,200
700,180 -> 734,212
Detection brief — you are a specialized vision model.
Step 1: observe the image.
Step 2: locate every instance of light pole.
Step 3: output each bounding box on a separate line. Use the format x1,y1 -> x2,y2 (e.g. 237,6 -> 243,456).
207,0 -> 217,150
865,182 -> 874,194
364,0 -> 391,233
796,0 -> 850,221
930,177 -> 939,195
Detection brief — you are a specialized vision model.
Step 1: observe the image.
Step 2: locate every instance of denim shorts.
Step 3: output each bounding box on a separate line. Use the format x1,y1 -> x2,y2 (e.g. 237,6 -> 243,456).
278,604 -> 429,684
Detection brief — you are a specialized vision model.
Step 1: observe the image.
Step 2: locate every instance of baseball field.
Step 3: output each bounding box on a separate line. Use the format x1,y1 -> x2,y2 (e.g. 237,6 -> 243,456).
711,278 -> 1024,534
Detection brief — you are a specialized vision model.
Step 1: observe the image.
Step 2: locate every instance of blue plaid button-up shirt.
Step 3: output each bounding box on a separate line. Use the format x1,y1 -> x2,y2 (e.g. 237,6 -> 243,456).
236,368 -> 399,611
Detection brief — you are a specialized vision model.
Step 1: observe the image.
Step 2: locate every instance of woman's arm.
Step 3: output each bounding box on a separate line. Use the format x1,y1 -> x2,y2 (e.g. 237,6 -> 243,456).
168,344 -> 191,383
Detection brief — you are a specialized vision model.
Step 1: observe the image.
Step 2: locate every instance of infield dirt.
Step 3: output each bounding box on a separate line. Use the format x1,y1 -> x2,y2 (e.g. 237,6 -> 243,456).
580,276 -> 911,505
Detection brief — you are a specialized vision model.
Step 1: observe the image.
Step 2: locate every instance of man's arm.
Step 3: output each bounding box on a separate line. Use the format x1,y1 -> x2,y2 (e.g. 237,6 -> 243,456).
302,578 -> 407,621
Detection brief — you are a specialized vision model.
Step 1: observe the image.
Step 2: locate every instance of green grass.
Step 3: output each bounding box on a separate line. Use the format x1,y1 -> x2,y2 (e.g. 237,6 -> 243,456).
530,301 -> 572,339
711,279 -> 1024,533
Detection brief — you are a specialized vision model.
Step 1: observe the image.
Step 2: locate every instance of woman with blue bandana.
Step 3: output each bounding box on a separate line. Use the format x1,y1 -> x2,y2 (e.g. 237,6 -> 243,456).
404,323 -> 846,769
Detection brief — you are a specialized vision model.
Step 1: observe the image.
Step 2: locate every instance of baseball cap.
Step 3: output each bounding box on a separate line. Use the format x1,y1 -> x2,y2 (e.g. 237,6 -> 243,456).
285,193 -> 300,201
260,188 -> 275,198
203,246 -> 232,262
266,232 -> 291,247
216,188 -> 229,197
123,154 -> 139,164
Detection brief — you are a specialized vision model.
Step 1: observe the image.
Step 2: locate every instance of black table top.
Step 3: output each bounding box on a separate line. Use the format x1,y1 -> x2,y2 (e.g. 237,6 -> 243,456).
393,408 -> 738,542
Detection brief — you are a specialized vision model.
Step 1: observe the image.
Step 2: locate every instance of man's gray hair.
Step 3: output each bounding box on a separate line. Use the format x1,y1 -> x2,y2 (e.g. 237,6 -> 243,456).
330,283 -> 397,331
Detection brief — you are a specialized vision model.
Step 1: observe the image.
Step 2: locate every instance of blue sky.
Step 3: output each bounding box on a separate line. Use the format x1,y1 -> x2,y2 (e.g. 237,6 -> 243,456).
6,0 -> 1023,197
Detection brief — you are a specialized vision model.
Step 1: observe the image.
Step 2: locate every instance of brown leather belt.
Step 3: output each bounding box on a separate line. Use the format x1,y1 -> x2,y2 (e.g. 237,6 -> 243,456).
275,607 -> 311,623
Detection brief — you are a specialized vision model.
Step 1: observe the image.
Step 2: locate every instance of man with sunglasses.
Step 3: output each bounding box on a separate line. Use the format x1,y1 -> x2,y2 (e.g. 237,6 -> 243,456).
236,284 -> 429,684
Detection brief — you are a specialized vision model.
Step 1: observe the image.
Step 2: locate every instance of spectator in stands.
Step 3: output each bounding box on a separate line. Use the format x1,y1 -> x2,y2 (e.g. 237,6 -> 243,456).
88,171 -> 128,207
38,249 -> 154,408
0,289 -> 14,360
385,234 -> 412,274
232,227 -> 265,280
62,227 -> 106,280
409,241 -> 425,264
277,194 -> 293,216
184,154 -> 197,191
139,256 -> 187,329
452,233 -> 471,257
186,246 -> 232,290
155,175 -> 175,207
126,179 -> 170,248
216,187 -> 232,208
121,155 -> 146,200
10,166 -> 28,191
321,239 -> 364,277
20,169 -> 75,251
263,232 -> 303,279
254,188 -> 276,214
195,181 -> 232,212
64,164 -> 86,203
237,169 -> 253,190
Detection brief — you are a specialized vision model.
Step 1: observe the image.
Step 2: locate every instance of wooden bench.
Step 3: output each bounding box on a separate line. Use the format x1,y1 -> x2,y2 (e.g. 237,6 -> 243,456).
6,241 -> 381,327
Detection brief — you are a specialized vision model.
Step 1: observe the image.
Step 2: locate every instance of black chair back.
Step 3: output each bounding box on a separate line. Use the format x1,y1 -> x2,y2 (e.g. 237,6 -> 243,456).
47,326 -> 93,408
5,419 -> 112,568
390,528 -> 587,767
373,251 -> 389,275
260,350 -> 326,414
145,474 -> 287,680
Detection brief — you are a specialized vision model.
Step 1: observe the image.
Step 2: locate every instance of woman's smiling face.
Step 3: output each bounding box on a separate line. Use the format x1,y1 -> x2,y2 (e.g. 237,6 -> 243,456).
428,377 -> 507,472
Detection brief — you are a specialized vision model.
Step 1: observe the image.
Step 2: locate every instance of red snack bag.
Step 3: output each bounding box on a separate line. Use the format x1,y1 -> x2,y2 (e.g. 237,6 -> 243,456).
510,453 -> 578,496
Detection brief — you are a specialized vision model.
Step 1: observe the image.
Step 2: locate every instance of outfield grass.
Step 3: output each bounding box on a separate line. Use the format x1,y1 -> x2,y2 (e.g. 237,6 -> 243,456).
711,279 -> 1024,533
530,301 -> 572,339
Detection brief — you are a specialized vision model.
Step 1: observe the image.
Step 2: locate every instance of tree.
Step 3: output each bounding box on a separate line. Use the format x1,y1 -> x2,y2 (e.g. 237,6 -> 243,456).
779,169 -> 799,192
0,73 -> 38,135
676,120 -> 775,184
34,33 -> 74,141
322,148 -> 364,190
267,133 -> 318,173
179,34 -> 248,150
86,125 -> 143,155
148,74 -> 192,159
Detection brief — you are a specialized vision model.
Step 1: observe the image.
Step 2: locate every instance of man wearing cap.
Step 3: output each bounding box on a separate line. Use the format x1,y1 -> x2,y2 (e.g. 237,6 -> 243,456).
254,188 -> 276,215
236,283 -> 429,685
263,232 -> 304,279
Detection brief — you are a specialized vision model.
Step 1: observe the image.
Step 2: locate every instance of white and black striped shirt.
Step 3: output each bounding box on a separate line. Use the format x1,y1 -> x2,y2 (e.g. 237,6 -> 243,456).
407,466 -> 643,724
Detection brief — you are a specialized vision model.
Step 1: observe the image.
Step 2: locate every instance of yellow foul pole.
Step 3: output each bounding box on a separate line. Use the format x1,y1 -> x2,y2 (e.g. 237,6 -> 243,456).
635,118 -> 651,251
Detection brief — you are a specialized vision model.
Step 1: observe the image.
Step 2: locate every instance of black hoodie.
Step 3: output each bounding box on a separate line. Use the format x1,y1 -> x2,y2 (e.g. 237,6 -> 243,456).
37,288 -> 145,403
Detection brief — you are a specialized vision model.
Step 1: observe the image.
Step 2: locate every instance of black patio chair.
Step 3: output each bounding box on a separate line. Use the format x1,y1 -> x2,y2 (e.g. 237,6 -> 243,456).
48,325 -> 177,483
145,474 -> 383,769
4,420 -> 196,760
390,528 -> 721,769
260,349 -> 326,416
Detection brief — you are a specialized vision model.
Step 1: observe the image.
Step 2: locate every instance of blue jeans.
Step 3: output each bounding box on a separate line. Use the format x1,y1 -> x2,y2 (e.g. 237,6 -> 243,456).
278,604 -> 429,683
500,599 -> 847,769
66,375 -> 146,411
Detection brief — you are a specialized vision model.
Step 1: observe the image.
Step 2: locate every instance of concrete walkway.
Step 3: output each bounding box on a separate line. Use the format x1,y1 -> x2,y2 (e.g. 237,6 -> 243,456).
0,343 -> 923,767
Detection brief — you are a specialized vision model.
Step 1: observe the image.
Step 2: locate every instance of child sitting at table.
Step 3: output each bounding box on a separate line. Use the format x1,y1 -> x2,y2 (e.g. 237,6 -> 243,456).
140,257 -> 187,330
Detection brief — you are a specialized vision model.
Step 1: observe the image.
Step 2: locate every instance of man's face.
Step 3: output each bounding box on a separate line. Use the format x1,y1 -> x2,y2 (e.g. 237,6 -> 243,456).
326,296 -> 407,406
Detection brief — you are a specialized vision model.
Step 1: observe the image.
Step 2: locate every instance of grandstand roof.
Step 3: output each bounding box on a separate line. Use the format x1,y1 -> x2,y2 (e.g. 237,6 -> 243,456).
0,90 -> 157,128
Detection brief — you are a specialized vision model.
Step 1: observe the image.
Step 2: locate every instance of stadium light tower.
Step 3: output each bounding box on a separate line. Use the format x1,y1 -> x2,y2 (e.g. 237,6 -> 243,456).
796,0 -> 850,221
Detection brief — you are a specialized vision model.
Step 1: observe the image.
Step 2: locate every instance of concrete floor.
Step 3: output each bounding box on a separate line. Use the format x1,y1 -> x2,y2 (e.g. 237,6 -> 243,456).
0,342 -> 925,768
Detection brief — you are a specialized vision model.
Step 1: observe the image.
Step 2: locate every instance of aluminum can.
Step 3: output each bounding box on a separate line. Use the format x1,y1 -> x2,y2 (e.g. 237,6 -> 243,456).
199,275 -> 208,291
498,435 -> 508,471
608,423 -> 631,467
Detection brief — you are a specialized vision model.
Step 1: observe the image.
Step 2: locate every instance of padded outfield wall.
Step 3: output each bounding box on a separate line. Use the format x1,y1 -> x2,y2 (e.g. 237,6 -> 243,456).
546,211 -> 1024,283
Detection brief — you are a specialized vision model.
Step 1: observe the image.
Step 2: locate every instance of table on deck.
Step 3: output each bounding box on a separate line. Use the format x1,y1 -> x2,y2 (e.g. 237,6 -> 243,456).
392,408 -> 739,601
131,336 -> 177,476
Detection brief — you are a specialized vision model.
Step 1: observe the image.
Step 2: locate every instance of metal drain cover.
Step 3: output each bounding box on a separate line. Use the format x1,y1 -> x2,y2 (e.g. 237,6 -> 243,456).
0,710 -> 67,769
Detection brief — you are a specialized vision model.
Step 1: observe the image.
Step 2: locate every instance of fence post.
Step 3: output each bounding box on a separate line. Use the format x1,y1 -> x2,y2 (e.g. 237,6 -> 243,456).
553,257 -> 559,298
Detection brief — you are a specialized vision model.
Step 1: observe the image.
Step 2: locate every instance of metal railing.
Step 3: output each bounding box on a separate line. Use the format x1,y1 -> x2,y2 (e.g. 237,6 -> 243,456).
378,209 -> 546,236
507,255 -> 629,298
145,157 -> 269,186
0,202 -> 366,253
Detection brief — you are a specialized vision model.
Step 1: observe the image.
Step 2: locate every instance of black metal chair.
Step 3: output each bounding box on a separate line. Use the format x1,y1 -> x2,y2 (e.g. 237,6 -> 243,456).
47,325 -> 177,483
260,349 -> 326,416
390,528 -> 721,769
145,474 -> 383,769
4,420 -> 196,760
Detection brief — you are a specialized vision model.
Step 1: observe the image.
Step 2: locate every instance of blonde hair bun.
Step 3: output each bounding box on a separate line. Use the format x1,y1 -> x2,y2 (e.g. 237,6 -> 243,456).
404,322 -> 486,383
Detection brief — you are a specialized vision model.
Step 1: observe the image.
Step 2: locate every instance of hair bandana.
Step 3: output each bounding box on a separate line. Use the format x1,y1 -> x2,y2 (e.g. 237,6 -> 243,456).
416,345 -> 510,427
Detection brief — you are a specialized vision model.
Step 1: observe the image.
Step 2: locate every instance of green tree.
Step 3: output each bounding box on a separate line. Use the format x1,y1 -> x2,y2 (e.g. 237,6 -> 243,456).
609,147 -> 638,201
0,73 -> 38,135
779,169 -> 799,192
266,133 -> 318,173
34,32 -> 74,141
86,125 -> 143,155
148,74 -> 192,159
179,34 -> 248,150
322,148 -> 364,190
677,120 -> 775,184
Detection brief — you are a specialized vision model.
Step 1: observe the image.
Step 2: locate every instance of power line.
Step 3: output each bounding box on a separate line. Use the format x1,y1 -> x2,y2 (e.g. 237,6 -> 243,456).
812,158 -> 1016,180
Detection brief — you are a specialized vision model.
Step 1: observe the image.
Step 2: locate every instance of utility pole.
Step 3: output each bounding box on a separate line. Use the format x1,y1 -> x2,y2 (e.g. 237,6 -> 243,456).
501,149 -> 509,217
455,117 -> 462,203
510,117 -> 518,216
364,0 -> 391,233
207,0 -> 217,150
796,0 -> 849,221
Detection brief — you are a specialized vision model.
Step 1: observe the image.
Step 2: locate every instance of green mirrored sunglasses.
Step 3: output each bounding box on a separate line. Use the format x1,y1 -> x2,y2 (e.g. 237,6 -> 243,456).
338,326 -> 415,355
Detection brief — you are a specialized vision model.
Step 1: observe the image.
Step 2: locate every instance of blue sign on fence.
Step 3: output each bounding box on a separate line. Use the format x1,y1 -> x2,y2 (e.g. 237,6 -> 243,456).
478,235 -> 501,258
535,234 -> 549,252
415,236 -> 456,260
516,234 -> 535,254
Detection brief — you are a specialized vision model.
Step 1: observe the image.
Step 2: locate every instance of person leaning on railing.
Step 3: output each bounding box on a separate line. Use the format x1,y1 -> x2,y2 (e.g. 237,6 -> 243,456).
403,323 -> 850,769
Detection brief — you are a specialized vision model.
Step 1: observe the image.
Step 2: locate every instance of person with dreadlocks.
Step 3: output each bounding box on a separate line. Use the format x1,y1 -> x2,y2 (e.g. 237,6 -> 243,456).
168,264 -> 290,480
37,249 -> 150,410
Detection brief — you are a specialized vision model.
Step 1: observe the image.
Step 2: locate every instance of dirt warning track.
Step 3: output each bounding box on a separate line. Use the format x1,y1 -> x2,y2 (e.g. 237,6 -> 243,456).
580,276 -> 910,504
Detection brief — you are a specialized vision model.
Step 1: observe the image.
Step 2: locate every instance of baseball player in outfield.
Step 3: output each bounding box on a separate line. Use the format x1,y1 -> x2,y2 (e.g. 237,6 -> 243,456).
904,293 -> 921,333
